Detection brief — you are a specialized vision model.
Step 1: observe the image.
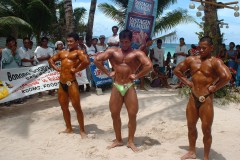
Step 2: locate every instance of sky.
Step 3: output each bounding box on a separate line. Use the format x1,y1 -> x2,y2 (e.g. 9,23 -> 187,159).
72,0 -> 240,44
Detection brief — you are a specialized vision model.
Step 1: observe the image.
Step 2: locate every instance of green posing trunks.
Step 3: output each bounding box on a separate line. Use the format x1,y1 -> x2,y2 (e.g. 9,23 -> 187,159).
113,82 -> 133,96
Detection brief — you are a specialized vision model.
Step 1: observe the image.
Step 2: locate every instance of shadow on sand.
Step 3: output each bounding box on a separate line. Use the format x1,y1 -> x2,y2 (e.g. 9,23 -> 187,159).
179,146 -> 226,160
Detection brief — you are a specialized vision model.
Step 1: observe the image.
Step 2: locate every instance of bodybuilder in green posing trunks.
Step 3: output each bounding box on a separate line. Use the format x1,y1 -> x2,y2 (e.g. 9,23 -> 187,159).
94,29 -> 152,152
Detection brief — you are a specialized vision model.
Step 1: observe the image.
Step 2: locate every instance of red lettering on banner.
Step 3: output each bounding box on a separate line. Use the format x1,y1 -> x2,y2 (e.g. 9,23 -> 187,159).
95,69 -> 103,76
47,72 -> 59,76
76,72 -> 82,77
42,79 -> 48,82
47,76 -> 60,81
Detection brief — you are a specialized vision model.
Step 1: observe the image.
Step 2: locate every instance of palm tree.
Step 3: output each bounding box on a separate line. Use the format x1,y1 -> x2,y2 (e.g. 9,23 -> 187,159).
0,0 -> 55,41
63,0 -> 74,34
73,7 -> 87,34
53,1 -> 87,41
98,0 -> 194,40
86,0 -> 97,47
204,0 -> 221,55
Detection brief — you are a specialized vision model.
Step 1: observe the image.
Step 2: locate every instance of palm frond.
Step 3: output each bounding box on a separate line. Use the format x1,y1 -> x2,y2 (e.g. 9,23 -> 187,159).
98,3 -> 125,22
109,0 -> 128,8
157,0 -> 178,15
154,8 -> 194,33
0,16 -> 32,29
74,7 -> 87,21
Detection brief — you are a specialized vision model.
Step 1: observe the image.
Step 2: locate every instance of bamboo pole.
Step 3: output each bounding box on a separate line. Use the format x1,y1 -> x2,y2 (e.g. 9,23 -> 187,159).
224,1 -> 238,5
191,0 -> 237,9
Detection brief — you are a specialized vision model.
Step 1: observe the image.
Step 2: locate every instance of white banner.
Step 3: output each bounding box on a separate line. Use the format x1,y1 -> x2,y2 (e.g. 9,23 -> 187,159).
0,63 -> 89,103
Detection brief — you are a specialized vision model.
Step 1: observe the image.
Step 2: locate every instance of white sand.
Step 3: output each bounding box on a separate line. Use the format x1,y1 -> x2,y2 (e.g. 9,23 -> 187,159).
0,88 -> 239,160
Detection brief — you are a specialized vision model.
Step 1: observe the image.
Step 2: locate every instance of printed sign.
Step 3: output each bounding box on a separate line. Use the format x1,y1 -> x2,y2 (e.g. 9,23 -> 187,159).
125,0 -> 158,49
126,13 -> 154,49
0,63 -> 88,103
132,0 -> 154,16
89,57 -> 112,87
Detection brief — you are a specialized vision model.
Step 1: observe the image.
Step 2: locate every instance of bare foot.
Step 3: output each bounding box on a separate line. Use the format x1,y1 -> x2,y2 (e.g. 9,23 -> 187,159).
58,128 -> 73,134
181,151 -> 197,160
106,139 -> 124,150
80,131 -> 88,139
127,142 -> 139,152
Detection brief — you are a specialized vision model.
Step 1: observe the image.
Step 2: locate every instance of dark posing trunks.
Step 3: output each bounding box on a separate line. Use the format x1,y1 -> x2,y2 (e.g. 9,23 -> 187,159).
191,91 -> 212,109
60,80 -> 77,93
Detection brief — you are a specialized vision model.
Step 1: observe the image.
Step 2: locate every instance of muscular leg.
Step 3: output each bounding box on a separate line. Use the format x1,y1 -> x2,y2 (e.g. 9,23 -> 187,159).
199,96 -> 214,160
58,85 -> 72,133
107,87 -> 124,149
69,82 -> 87,139
124,87 -> 139,152
181,95 -> 199,160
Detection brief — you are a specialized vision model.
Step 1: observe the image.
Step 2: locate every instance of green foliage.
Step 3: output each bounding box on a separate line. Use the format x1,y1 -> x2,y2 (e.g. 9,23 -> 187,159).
178,85 -> 240,105
0,0 -> 55,39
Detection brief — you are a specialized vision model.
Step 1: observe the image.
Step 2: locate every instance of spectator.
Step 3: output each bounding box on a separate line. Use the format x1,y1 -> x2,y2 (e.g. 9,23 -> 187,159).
34,37 -> 54,97
235,45 -> 240,87
188,44 -> 199,56
226,42 -> 236,70
18,37 -> 34,67
165,52 -> 172,78
171,37 -> 188,86
78,35 -> 89,92
217,43 -> 227,61
54,41 -> 65,55
150,64 -> 171,88
1,36 -> 21,69
85,38 -> 99,91
150,39 -> 165,74
78,35 -> 87,52
107,26 -> 119,48
1,36 -> 23,104
97,35 -> 107,52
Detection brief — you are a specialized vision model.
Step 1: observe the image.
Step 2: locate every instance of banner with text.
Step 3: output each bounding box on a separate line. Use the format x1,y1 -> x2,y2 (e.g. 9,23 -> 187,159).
125,0 -> 158,49
0,63 -> 88,103
89,57 -> 112,87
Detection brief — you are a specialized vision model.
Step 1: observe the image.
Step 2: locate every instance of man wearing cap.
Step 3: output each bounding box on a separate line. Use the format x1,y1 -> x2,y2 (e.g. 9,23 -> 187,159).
97,35 -> 107,52
54,41 -> 65,55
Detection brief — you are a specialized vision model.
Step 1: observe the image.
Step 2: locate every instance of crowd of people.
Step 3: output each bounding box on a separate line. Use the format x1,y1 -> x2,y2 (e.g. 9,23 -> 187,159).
0,27 -> 240,104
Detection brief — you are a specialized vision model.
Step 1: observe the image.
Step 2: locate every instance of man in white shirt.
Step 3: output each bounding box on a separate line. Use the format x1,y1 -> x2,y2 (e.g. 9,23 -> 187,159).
34,37 -> 53,65
34,37 -> 54,97
171,37 -> 188,85
86,38 -> 98,56
107,26 -> 119,48
150,39 -> 165,74
19,37 -> 34,67
97,35 -> 107,52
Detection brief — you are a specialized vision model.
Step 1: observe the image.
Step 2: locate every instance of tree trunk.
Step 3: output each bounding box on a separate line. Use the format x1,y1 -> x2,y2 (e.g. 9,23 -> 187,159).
64,0 -> 74,35
86,0 -> 97,47
203,0 -> 222,56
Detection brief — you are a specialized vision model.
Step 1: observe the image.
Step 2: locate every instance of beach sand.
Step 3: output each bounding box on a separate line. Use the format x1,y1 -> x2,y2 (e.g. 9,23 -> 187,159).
0,88 -> 239,160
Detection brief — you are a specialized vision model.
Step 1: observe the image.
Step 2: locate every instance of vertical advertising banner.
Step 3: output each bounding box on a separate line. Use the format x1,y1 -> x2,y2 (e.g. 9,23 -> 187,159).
125,0 -> 158,49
